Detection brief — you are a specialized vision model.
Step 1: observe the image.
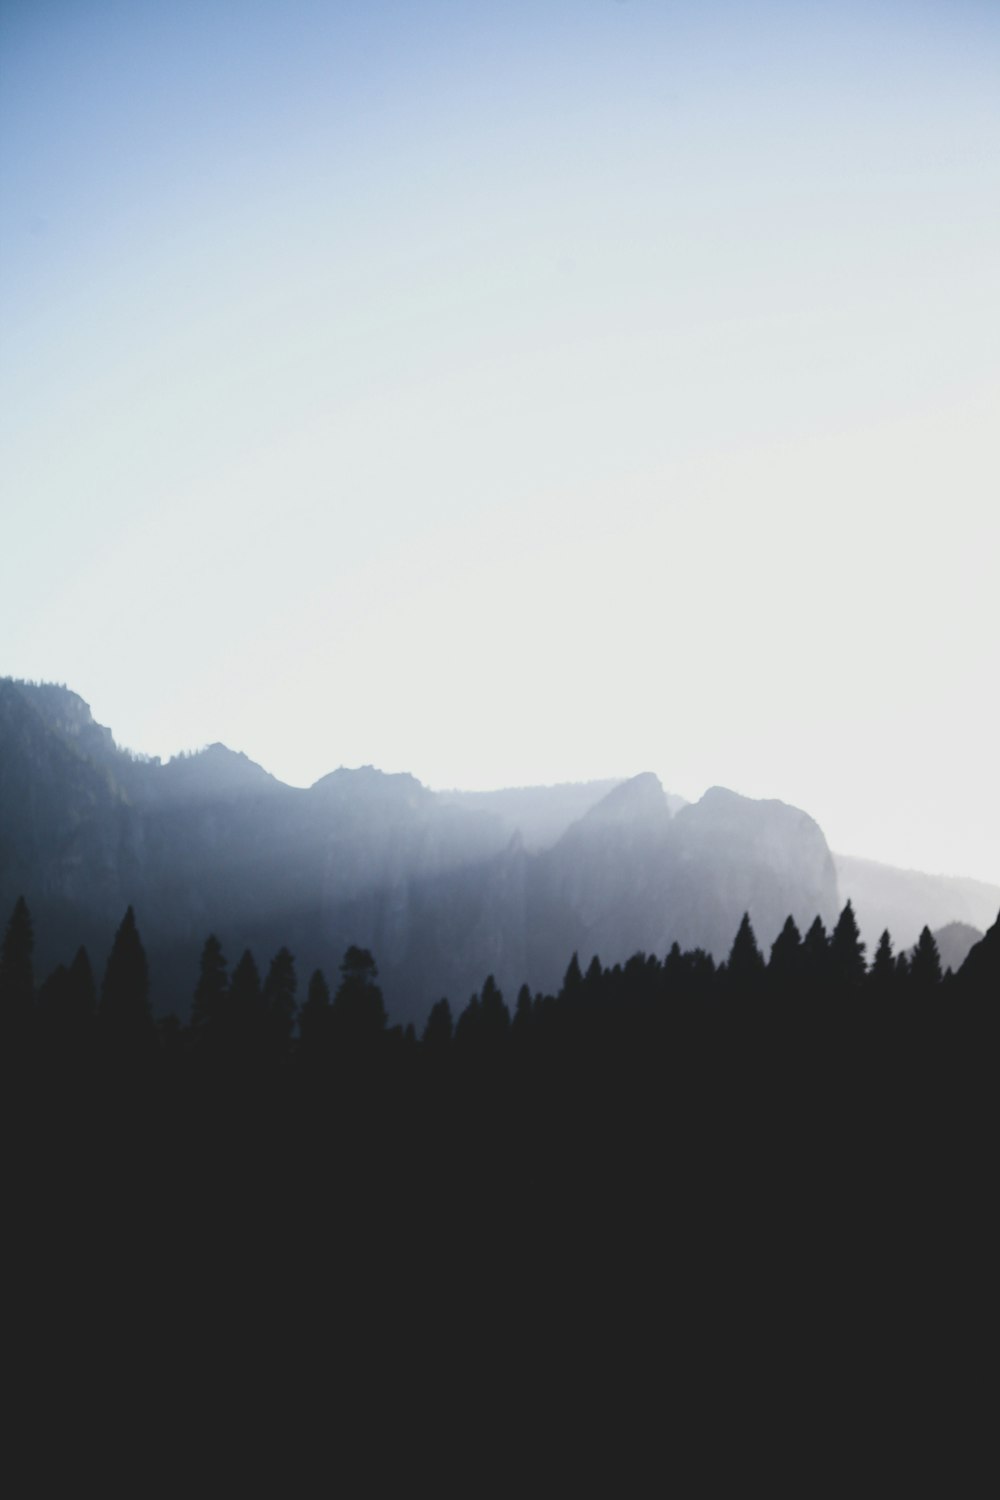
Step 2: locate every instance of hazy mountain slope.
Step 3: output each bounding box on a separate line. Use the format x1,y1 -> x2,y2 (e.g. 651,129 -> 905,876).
0,677 -> 850,1024
834,853 -> 1000,955
928,923 -> 983,975
957,907 -> 1000,992
666,786 -> 839,957
437,780 -> 688,850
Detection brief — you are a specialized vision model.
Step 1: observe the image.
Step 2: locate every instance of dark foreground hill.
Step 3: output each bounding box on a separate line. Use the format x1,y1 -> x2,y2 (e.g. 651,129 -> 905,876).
1,678 -> 843,1022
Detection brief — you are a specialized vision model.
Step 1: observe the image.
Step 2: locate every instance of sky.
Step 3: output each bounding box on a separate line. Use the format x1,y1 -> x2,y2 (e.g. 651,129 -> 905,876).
1,0 -> 998,883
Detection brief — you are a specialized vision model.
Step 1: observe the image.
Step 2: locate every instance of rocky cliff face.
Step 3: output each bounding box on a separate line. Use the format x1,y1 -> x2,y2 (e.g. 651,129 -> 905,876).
2,678 -> 842,1023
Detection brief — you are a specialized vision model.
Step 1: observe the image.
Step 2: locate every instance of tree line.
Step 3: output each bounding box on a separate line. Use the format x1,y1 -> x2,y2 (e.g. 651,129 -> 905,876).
1,894 -> 992,1077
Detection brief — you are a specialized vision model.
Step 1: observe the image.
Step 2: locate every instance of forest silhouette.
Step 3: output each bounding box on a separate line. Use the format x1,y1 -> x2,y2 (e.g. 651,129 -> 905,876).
4,890 -> 995,1461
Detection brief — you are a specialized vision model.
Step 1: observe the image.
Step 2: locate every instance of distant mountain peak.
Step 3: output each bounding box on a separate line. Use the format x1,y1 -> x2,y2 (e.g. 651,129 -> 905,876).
577,771 -> 670,827
309,764 -> 431,812
158,742 -> 281,799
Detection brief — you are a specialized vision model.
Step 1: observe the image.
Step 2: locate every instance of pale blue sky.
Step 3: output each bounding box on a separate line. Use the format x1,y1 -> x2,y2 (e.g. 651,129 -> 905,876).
2,1 -> 998,881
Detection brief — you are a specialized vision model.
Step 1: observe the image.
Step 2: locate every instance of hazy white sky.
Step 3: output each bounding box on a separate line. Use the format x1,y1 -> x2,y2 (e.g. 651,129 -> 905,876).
2,0 -> 998,882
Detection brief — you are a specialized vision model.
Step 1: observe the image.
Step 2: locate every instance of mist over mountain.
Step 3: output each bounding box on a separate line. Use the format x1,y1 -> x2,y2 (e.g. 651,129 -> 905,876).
2,677 -> 989,1023
834,854 -> 1000,955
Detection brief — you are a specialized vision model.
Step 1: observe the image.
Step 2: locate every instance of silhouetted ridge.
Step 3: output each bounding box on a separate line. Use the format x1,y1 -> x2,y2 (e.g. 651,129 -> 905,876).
958,906 -> 1000,990
309,765 -> 431,814
573,771 -> 670,828
927,922 -> 983,974
4,679 -> 119,764
157,743 -> 284,802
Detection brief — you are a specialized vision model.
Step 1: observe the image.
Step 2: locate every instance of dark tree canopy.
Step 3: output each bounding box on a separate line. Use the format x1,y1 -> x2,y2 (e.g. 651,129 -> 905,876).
99,907 -> 152,1040
262,946 -> 298,1055
802,917 -> 831,984
869,930 -> 895,989
830,901 -> 866,988
769,916 -> 803,980
422,997 -> 454,1048
191,935 -> 228,1033
0,896 -> 35,1023
910,927 -> 942,990
332,946 -> 386,1044
727,912 -> 766,986
299,968 -> 332,1054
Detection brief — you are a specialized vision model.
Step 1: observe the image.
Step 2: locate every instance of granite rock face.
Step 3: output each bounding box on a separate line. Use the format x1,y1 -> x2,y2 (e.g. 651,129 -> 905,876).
2,678 -> 843,1024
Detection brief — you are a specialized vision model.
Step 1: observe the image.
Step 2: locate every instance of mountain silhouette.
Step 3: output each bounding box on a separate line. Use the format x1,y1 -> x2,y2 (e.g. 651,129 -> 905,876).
3,676 -> 985,1023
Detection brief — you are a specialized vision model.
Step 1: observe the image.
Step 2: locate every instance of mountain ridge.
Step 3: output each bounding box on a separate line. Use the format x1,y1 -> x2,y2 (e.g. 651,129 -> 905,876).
3,677 -> 989,1021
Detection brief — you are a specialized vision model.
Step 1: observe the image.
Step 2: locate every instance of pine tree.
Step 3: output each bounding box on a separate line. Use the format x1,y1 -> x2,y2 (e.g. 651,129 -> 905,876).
727,913 -> 766,989
479,974 -> 510,1042
228,950 -> 263,1056
868,930 -> 895,990
299,969 -> 332,1054
99,907 -> 152,1041
422,997 -> 453,1048
262,946 -> 297,1058
910,927 -> 942,992
68,947 -> 97,1019
511,986 -> 532,1043
829,901 -> 867,988
0,896 -> 35,1030
768,916 -> 803,988
560,953 -> 584,1003
802,917 -> 831,988
191,935 -> 228,1034
454,993 -> 482,1050
331,947 -> 386,1047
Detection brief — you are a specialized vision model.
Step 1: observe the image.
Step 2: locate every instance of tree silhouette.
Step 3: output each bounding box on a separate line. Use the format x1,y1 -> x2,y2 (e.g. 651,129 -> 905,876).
228,950 -> 263,1058
422,997 -> 453,1048
99,907 -> 152,1043
0,896 -> 35,1034
479,975 -> 510,1041
768,916 -> 803,991
262,946 -> 297,1058
454,993 -> 482,1050
727,912 -> 765,988
910,927 -> 942,992
299,968 -> 332,1056
560,953 -> 584,1003
802,917 -> 831,987
868,930 -> 895,990
829,902 -> 866,988
191,935 -> 228,1037
68,947 -> 97,1019
331,946 -> 386,1048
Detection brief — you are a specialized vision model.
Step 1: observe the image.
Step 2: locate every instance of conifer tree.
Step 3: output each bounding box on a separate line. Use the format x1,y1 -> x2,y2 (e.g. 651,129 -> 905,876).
0,896 -> 35,1028
560,953 -> 583,1002
262,946 -> 297,1057
191,935 -> 228,1034
422,997 -> 453,1047
511,985 -> 532,1042
727,913 -> 766,987
228,950 -> 263,1054
454,993 -> 482,1050
99,907 -> 152,1041
479,974 -> 510,1041
868,931 -> 895,990
802,917 -> 832,987
663,941 -> 684,996
829,901 -> 866,988
299,968 -> 332,1054
910,927 -> 942,991
768,916 -> 803,988
68,947 -> 97,1019
331,946 -> 386,1047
